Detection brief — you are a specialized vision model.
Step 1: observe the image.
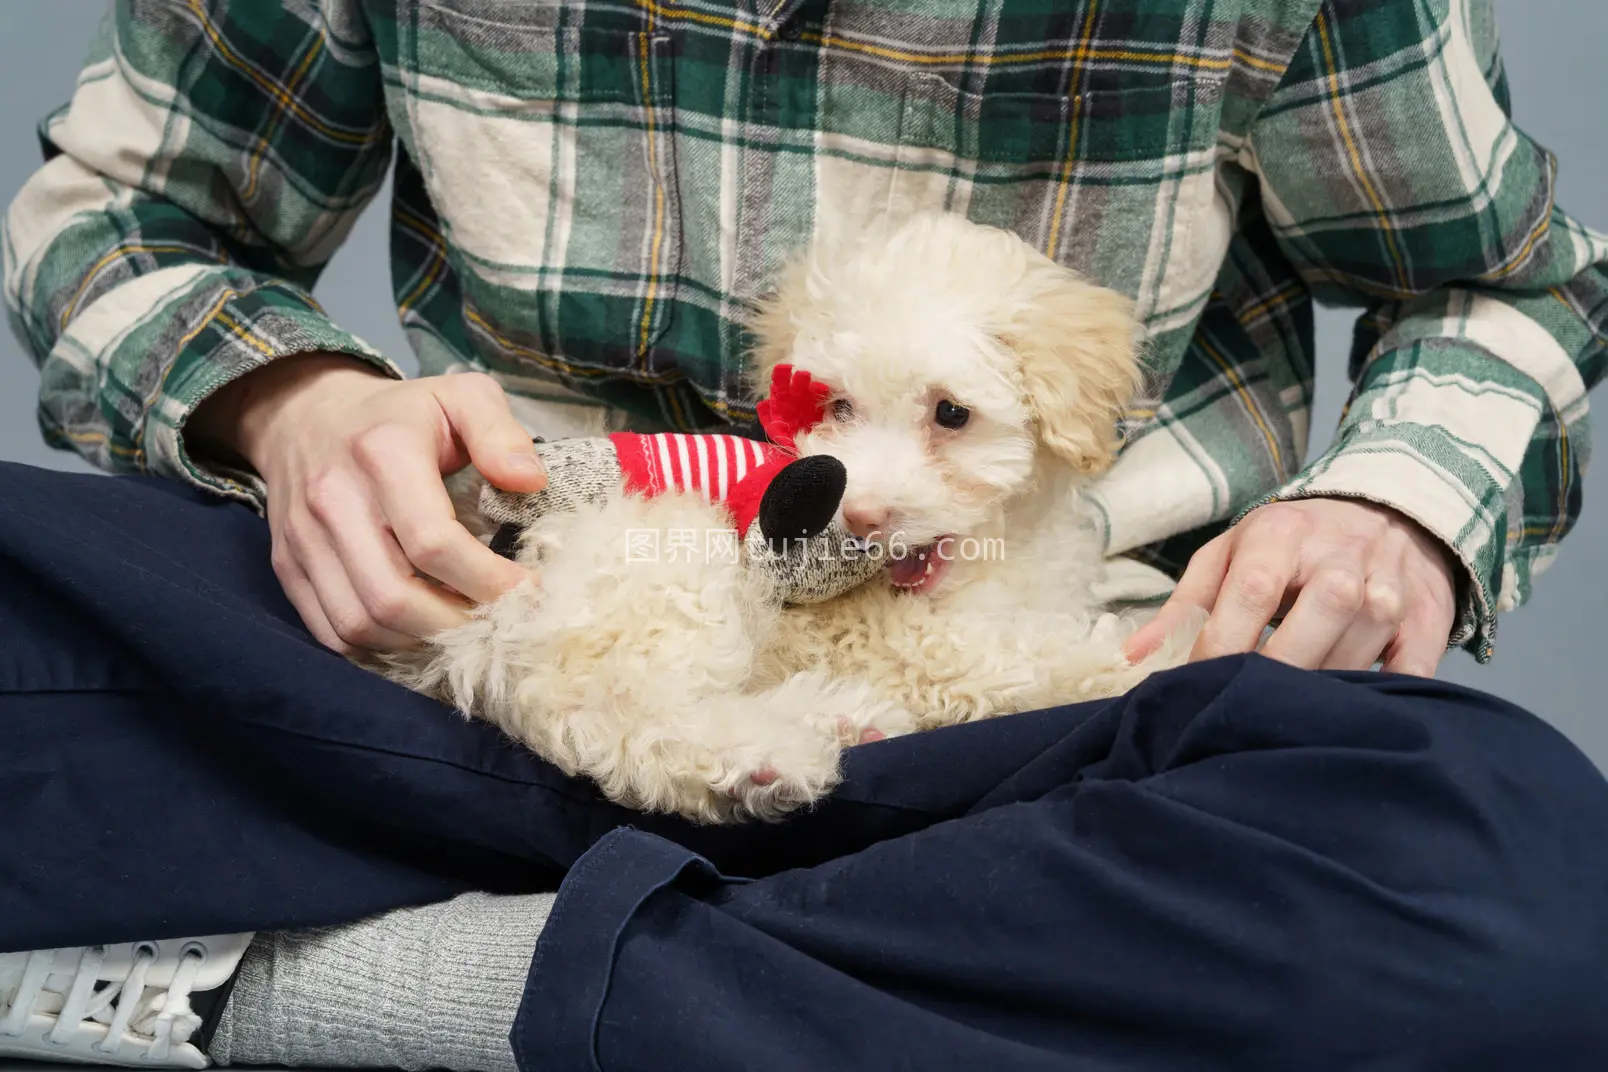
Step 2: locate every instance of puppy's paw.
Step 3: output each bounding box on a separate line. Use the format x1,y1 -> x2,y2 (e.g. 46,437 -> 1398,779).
794,679 -> 919,746
675,673 -> 913,822
702,721 -> 846,823
824,702 -> 920,746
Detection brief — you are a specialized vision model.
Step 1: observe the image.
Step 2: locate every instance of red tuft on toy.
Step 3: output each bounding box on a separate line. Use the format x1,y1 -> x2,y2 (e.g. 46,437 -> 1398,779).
755,364 -> 831,452
601,363 -> 836,537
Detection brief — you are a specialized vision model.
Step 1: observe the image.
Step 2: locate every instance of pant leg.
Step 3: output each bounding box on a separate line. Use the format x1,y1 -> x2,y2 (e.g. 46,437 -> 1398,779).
518,655 -> 1608,1071
7,462 -> 1608,1066
0,466 -> 566,948
0,462 -> 1133,944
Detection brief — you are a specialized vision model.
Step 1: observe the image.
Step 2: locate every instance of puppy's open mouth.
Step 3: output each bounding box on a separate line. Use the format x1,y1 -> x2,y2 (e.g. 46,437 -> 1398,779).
885,536 -> 955,594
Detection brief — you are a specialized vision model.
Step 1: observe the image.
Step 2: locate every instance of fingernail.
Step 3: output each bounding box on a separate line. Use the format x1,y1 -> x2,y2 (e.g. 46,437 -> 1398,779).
506,452 -> 545,474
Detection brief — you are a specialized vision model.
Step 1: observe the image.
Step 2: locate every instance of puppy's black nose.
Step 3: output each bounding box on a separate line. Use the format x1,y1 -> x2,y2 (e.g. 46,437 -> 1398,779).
758,455 -> 848,551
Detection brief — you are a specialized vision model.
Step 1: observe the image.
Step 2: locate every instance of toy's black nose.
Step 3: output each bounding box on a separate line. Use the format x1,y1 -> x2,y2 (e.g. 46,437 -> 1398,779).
489,522 -> 524,561
758,455 -> 848,551
487,437 -> 546,561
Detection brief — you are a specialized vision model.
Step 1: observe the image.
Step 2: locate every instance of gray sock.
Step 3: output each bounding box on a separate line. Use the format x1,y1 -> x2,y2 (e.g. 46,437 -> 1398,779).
209,891 -> 556,1071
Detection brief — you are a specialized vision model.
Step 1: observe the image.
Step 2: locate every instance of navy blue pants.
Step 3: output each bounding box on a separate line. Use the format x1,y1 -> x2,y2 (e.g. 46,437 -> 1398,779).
3,460 -> 1607,1070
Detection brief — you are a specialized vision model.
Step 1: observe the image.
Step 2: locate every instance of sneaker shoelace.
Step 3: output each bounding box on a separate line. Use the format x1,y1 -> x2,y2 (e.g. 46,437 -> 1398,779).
0,943 -> 205,1062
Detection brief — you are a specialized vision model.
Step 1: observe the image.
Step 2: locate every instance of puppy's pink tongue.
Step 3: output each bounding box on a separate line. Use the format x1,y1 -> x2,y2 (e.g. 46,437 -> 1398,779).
888,554 -> 929,588
887,541 -> 949,591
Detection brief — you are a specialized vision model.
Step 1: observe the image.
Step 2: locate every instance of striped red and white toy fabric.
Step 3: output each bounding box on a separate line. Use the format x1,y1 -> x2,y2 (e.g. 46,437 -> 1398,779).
603,365 -> 831,537
607,431 -> 793,538
609,432 -> 784,504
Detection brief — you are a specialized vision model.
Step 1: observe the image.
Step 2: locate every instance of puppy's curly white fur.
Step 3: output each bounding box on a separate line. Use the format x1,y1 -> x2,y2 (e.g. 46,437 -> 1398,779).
383,214 -> 1201,823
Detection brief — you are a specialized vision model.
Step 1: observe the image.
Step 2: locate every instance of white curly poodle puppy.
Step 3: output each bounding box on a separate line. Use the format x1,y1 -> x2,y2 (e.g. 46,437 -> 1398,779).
386,213 -> 1197,823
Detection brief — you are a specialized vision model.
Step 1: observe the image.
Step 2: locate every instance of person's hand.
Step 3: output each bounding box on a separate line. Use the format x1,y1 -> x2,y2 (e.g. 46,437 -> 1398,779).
190,355 -> 546,654
1124,498 -> 1459,677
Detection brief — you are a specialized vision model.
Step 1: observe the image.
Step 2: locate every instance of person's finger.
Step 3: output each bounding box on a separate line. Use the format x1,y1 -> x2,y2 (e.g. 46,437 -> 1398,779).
1260,565 -> 1367,670
433,373 -> 548,492
1320,575 -> 1406,670
1380,612 -> 1452,678
307,468 -> 474,640
270,535 -> 349,654
284,503 -> 417,652
352,423 -> 532,604
1124,535 -> 1232,662
1190,530 -> 1299,662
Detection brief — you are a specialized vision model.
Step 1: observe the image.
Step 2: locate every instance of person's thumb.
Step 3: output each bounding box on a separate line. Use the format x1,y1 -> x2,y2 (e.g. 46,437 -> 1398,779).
434,373 -> 548,492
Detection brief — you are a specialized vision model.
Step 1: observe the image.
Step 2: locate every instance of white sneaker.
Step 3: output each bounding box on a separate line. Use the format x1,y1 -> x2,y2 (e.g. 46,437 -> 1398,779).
0,935 -> 253,1069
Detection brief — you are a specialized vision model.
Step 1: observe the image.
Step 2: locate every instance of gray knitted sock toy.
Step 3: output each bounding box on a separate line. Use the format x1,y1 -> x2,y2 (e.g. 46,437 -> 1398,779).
480,363 -> 885,605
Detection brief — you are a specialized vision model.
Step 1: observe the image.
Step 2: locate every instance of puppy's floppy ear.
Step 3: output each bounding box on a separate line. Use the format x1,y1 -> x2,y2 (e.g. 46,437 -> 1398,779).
1003,264 -> 1143,476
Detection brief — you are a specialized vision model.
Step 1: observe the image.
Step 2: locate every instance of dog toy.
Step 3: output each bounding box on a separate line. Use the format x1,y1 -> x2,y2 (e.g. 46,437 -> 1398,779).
479,366 -> 883,605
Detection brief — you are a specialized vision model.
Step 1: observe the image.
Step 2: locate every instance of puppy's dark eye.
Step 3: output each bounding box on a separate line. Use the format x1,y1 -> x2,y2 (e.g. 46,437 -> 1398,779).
832,398 -> 855,420
934,399 -> 970,430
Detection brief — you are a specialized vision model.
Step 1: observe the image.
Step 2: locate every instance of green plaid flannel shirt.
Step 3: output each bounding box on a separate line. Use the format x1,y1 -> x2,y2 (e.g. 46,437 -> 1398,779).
5,0 -> 1605,661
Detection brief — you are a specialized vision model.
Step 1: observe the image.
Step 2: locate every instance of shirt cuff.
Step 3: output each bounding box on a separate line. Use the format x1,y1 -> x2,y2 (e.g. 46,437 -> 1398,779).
1233,421 -> 1502,663
148,281 -> 404,512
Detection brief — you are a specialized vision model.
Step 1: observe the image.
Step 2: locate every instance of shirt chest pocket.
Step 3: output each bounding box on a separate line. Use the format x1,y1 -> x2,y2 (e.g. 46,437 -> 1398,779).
399,0 -> 684,378
888,73 -> 1229,318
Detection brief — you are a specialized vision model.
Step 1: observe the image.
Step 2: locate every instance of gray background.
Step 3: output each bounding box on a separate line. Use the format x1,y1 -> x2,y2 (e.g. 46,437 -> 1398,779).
2,2 -> 1604,765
